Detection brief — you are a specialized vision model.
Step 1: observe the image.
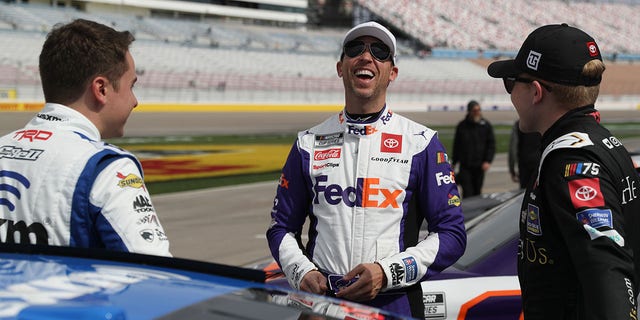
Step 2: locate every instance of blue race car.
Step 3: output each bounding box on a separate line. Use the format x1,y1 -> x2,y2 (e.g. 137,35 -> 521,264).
0,244 -> 412,320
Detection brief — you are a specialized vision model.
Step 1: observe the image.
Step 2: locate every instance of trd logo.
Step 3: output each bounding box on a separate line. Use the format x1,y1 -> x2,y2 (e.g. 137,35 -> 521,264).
0,170 -> 30,212
313,175 -> 403,208
13,129 -> 53,142
0,219 -> 48,244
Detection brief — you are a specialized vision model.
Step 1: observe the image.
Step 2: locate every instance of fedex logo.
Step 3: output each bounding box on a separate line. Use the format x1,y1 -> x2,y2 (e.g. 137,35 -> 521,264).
13,130 -> 53,142
348,125 -> 377,136
313,175 -> 402,208
435,171 -> 455,186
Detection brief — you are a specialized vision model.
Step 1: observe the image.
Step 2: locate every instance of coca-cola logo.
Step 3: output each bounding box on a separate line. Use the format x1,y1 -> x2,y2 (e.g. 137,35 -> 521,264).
314,148 -> 341,161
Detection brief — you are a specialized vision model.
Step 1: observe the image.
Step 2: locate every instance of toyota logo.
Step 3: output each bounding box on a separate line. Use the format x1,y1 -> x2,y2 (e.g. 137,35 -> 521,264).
384,138 -> 399,149
575,186 -> 597,201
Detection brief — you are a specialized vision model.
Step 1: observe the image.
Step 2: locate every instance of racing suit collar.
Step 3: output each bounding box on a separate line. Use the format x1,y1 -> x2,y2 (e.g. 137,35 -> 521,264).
34,103 -> 101,141
343,104 -> 388,124
541,104 -> 597,147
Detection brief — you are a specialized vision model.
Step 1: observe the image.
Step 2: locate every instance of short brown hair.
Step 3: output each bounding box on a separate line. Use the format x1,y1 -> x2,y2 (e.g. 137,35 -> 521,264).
39,19 -> 135,104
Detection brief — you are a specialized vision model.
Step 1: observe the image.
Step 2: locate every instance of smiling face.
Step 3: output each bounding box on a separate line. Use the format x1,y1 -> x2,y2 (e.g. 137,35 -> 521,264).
101,51 -> 138,139
337,36 -> 398,114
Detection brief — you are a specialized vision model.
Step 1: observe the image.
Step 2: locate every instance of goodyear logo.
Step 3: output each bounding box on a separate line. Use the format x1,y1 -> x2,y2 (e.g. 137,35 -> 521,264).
117,172 -> 145,190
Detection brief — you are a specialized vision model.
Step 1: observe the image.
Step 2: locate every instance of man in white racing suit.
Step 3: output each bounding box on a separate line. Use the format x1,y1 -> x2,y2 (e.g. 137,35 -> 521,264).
0,19 -> 170,257
266,21 -> 466,318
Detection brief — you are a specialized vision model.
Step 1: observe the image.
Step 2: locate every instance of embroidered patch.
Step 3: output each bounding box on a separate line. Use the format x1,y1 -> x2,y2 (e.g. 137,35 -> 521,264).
403,257 -> 418,282
526,203 -> 542,236
568,178 -> 604,208
576,208 -> 613,229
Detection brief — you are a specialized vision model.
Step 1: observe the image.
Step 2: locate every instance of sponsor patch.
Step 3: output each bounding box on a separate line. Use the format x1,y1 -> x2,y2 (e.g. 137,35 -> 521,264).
314,132 -> 344,147
526,50 -> 542,70
435,152 -> 449,164
423,292 -> 446,319
621,175 -> 638,205
117,172 -> 145,190
12,129 -> 53,142
435,171 -> 455,186
402,257 -> 418,282
576,208 -> 613,229
568,178 -> 604,208
586,41 -> 599,57
0,146 -> 44,161
132,195 -> 155,213
314,175 -> 402,208
278,173 -> 289,189
563,162 -> 600,177
140,229 -> 154,242
526,203 -> 542,236
447,194 -> 461,207
314,148 -> 341,161
380,133 -> 402,153
312,162 -> 340,170
348,125 -> 377,136
390,262 -> 404,286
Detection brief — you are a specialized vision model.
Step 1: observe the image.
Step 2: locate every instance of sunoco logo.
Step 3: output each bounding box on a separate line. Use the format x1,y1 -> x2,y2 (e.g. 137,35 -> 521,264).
117,172 -> 145,190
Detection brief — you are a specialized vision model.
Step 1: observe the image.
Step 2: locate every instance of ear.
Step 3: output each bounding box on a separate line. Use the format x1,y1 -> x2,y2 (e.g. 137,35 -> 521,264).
336,61 -> 343,78
389,65 -> 398,82
532,81 -> 544,104
91,77 -> 108,104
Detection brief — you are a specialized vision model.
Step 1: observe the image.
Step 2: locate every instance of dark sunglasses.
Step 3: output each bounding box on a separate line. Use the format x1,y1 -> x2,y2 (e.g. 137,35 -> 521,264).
503,77 -> 553,94
343,40 -> 392,62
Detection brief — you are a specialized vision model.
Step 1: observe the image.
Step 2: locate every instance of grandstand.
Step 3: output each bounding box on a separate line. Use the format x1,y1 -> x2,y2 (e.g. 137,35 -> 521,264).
0,0 -> 638,111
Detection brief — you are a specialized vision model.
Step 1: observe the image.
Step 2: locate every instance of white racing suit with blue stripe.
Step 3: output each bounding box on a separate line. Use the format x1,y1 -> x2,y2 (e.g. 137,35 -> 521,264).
0,103 -> 171,256
267,106 -> 466,317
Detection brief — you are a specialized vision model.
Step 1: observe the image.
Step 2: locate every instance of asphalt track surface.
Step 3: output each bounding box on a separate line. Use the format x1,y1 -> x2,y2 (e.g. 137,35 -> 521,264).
1,109 -> 639,267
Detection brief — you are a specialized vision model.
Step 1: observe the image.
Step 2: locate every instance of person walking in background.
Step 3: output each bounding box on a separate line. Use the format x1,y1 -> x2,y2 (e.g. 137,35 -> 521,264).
266,21 -> 466,318
508,119 -> 542,189
488,23 -> 640,319
0,19 -> 171,256
452,100 -> 496,197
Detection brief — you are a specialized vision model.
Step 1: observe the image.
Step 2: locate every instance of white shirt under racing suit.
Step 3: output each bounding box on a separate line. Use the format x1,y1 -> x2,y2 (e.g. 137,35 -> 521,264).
0,103 -> 171,256
267,107 -> 466,292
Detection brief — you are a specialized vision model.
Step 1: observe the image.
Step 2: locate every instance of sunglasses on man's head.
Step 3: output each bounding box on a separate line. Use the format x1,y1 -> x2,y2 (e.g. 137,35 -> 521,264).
503,77 -> 553,94
343,40 -> 392,62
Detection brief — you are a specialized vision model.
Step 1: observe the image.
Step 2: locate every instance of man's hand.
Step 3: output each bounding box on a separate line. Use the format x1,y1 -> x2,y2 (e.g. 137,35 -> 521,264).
299,270 -> 327,295
482,161 -> 491,172
335,263 -> 386,302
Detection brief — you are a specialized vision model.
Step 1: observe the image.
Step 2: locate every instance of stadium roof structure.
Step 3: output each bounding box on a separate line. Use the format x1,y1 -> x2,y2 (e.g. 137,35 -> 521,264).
73,0 -> 308,24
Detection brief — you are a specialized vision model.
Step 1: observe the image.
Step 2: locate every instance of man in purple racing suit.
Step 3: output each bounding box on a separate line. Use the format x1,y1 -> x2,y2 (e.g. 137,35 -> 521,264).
266,21 -> 466,318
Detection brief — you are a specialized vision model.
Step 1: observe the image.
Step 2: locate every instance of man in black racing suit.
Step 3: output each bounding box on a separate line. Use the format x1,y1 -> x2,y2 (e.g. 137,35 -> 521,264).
488,23 -> 640,319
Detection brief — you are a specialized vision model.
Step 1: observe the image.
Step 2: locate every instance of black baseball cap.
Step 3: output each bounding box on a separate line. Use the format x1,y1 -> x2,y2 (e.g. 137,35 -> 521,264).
487,23 -> 603,86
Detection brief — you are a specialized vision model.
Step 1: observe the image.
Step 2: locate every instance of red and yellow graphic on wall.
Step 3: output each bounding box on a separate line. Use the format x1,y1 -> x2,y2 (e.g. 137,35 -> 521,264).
123,144 -> 291,182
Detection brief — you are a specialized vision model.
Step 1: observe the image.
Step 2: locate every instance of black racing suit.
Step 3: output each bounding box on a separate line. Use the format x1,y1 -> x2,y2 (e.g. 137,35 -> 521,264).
519,106 -> 640,319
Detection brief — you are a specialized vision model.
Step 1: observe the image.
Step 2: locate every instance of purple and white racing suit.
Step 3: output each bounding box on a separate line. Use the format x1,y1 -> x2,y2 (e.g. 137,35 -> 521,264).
267,107 -> 466,317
